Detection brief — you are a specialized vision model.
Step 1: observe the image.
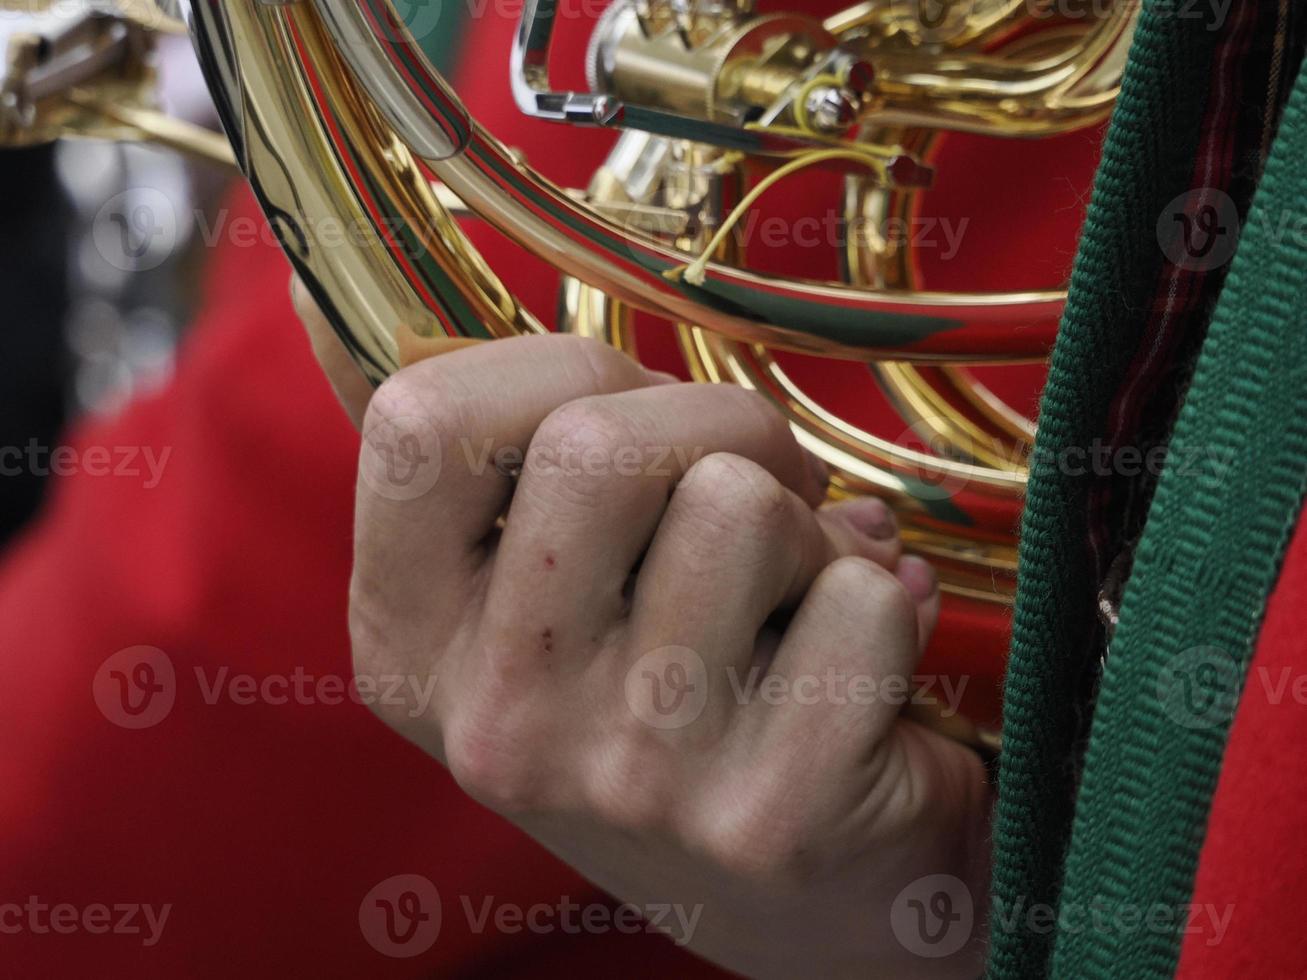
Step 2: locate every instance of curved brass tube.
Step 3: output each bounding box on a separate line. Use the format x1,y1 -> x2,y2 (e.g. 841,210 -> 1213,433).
176,0 -> 1146,386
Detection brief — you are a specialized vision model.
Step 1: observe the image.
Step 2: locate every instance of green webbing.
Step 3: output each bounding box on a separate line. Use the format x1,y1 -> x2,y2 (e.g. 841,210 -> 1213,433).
986,5 -> 1220,976
1045,47 -> 1307,980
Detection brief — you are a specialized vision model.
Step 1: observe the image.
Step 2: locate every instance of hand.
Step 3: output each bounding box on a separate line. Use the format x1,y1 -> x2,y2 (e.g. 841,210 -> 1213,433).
295,280 -> 992,978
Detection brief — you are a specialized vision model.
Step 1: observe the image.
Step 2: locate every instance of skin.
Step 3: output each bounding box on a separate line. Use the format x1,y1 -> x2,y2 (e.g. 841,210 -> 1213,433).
293,277 -> 992,978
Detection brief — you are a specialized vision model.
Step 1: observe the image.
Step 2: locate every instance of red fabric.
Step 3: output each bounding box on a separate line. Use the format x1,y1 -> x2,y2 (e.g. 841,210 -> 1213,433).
1175,511 -> 1307,978
0,5 -> 1103,977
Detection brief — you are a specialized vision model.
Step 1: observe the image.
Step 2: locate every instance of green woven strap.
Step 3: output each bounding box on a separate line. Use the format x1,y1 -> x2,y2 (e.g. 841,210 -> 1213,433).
986,6 -> 1220,976
1045,49 -> 1307,979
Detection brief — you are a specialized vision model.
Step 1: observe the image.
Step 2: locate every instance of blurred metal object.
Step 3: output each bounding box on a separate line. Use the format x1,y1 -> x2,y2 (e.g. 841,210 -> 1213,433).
0,0 -> 231,163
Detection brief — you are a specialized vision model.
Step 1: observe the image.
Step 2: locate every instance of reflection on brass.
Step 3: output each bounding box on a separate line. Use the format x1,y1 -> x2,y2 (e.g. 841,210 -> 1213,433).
0,0 -> 1137,604
1,0 -> 1138,713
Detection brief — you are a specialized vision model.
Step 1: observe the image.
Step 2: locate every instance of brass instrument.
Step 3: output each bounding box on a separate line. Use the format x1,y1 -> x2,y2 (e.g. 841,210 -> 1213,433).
0,0 -> 1137,749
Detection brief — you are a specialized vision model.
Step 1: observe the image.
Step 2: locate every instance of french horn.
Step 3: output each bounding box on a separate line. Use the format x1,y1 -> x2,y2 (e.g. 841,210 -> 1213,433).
0,0 -> 1137,742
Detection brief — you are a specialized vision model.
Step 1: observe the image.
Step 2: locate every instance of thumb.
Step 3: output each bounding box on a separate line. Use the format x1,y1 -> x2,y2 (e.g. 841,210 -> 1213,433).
291,274 -> 376,430
291,274 -> 484,429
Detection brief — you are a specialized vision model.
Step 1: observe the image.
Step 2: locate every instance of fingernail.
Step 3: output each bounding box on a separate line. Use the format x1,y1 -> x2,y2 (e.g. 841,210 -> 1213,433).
842,496 -> 897,540
897,555 -> 938,603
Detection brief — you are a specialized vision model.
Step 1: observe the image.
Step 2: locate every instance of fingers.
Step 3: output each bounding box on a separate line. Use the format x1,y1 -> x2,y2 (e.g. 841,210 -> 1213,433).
292,275 -> 376,429
756,556 -> 927,752
484,384 -> 830,652
351,332 -> 655,640
627,453 -> 905,701
896,554 -> 941,653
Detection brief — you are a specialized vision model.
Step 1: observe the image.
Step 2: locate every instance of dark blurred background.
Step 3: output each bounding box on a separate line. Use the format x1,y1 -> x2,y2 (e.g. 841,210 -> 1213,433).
1,143 -> 71,546
0,37 -> 226,548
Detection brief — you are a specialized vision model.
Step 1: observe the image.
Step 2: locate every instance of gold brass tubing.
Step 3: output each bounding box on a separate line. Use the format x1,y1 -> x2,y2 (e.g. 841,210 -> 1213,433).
874,362 -> 1027,471
898,525 -> 1017,573
223,0 -> 431,378
677,322 -> 727,384
559,275 -> 635,352
864,143 -> 1032,467
939,365 -> 1038,444
698,332 -> 1026,496
431,137 -> 1065,362
667,153 -> 1028,510
866,8 -> 1134,136
201,2 -> 1075,363
824,0 -> 1028,50
297,14 -> 542,342
845,126 -> 1033,468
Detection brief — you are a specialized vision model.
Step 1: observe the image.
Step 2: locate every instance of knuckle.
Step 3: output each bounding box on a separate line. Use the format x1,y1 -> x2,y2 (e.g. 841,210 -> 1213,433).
532,397 -> 637,477
443,707 -> 542,815
364,371 -> 433,436
516,398 -> 644,518
675,453 -> 791,540
813,556 -> 916,635
581,736 -> 670,833
694,789 -> 818,890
